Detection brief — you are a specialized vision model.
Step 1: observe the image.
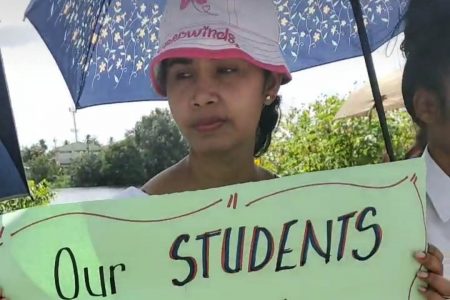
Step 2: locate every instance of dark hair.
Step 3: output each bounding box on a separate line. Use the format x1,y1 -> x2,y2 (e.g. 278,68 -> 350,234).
156,60 -> 281,158
254,71 -> 281,157
401,0 -> 450,125
254,96 -> 280,157
157,59 -> 169,96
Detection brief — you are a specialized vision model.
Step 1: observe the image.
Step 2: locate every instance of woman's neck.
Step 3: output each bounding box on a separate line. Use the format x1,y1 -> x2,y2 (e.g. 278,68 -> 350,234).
184,149 -> 261,190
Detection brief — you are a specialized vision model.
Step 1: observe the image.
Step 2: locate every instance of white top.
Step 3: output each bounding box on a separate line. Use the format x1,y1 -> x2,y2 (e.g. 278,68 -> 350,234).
425,148 -> 450,277
114,186 -> 148,199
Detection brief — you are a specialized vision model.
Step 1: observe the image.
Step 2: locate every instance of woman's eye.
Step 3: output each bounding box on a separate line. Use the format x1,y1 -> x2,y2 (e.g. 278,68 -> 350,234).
175,71 -> 192,80
218,67 -> 237,74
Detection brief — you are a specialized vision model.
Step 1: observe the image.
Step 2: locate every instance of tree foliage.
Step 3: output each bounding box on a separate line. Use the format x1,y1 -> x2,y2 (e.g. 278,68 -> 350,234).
260,96 -> 417,176
131,108 -> 188,179
26,154 -> 61,183
21,102 -> 416,188
22,141 -> 61,183
0,180 -> 54,214
101,138 -> 145,186
68,109 -> 188,187
69,153 -> 104,187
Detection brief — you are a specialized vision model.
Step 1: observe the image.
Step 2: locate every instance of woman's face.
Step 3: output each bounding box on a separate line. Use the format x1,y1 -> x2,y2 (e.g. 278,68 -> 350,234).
165,58 -> 277,156
415,76 -> 450,152
433,78 -> 450,151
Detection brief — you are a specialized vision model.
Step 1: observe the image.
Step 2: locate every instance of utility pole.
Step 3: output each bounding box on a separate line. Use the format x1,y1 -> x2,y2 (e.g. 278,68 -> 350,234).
69,107 -> 79,143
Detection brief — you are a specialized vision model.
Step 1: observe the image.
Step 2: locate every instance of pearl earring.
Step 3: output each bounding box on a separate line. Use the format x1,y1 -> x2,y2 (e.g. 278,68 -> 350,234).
264,95 -> 272,105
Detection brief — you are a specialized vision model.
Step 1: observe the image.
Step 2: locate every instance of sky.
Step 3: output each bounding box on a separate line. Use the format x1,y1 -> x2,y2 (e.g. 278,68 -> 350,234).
0,0 -> 406,148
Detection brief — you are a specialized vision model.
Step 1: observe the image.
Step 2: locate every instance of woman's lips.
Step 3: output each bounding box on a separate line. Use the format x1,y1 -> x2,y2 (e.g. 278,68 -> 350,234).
192,117 -> 226,133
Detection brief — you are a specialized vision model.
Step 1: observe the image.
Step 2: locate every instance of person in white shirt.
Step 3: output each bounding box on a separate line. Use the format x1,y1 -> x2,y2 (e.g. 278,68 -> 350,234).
401,0 -> 450,296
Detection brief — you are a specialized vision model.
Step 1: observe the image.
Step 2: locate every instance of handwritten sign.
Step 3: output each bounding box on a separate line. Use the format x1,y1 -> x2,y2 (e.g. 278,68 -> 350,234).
0,159 -> 426,299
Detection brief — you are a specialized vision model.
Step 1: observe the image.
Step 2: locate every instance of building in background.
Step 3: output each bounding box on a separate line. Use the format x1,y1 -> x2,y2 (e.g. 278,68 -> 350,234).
54,142 -> 101,166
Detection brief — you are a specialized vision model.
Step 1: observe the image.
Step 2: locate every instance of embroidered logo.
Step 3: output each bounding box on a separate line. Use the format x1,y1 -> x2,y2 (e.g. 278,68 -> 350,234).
180,0 -> 217,16
163,26 -> 239,49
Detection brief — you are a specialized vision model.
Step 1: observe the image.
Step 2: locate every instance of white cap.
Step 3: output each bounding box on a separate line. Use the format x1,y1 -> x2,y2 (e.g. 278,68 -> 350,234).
150,0 -> 292,95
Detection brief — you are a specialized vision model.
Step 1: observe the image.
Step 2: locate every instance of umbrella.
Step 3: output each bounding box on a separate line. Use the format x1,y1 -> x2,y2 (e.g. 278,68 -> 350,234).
0,50 -> 30,201
24,0 -> 409,160
335,70 -> 403,119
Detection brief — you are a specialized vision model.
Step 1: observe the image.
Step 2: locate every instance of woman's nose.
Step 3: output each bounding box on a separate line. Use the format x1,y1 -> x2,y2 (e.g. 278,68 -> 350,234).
191,74 -> 219,107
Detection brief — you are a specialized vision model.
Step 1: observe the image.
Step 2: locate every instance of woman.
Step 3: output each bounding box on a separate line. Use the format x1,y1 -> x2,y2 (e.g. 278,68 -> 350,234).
1,0 -> 446,298
121,0 -> 291,196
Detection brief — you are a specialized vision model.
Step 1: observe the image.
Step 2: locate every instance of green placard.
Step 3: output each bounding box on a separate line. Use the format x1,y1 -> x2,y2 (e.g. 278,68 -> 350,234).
0,159 -> 426,299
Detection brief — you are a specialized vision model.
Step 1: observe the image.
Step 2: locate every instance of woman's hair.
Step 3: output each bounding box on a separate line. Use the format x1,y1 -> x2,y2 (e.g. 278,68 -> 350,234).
254,71 -> 281,158
401,0 -> 450,125
157,60 -> 281,158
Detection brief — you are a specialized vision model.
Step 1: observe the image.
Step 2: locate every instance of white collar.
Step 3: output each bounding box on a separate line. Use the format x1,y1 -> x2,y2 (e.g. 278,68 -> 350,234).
424,147 -> 450,222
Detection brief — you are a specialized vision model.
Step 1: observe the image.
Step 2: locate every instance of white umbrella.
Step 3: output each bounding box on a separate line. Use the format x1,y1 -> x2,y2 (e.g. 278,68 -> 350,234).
335,70 -> 404,120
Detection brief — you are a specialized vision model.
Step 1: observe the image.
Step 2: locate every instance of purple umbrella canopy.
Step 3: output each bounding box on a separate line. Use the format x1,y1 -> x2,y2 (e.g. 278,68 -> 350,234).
25,0 -> 409,109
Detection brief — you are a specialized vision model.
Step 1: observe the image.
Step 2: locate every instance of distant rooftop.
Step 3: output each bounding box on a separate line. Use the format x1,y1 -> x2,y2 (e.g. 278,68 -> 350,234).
54,142 -> 102,165
55,141 -> 102,153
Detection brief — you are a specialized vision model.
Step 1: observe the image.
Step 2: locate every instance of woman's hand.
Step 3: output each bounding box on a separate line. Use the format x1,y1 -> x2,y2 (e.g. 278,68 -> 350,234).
0,288 -> 7,300
416,244 -> 450,299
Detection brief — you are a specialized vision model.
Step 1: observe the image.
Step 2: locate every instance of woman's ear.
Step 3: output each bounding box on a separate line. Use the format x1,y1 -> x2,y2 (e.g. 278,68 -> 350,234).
413,88 -> 442,125
264,73 -> 283,97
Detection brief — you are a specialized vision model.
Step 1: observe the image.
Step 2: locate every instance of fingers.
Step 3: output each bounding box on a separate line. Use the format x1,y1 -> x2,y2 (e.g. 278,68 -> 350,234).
419,286 -> 446,300
428,244 -> 445,264
418,271 -> 450,297
415,244 -> 449,298
416,250 -> 444,275
0,288 -> 6,300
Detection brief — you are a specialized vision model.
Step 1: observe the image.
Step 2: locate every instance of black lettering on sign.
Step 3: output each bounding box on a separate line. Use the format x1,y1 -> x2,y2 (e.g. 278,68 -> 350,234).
196,229 -> 222,278
337,211 -> 357,261
109,264 -> 126,294
54,247 -> 79,300
300,220 -> 333,266
54,248 -> 126,299
352,207 -> 383,261
248,226 -> 274,272
84,267 -> 107,297
169,234 -> 197,286
275,220 -> 298,272
221,226 -> 246,273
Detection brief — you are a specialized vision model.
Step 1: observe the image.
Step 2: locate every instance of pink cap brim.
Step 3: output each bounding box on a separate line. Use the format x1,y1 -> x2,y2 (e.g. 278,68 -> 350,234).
150,48 -> 292,96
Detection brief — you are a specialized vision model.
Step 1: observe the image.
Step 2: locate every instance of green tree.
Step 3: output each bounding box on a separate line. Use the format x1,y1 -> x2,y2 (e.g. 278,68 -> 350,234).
84,134 -> 101,151
85,134 -> 91,152
131,109 -> 189,179
261,96 -> 416,176
38,139 -> 48,152
69,153 -> 104,187
22,142 -> 47,163
0,180 -> 54,214
102,138 -> 145,186
27,154 -> 61,183
22,140 -> 64,185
